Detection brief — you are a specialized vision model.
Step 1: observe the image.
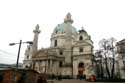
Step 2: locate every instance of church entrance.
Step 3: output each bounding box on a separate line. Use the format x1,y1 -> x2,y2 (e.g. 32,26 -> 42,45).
77,62 -> 85,79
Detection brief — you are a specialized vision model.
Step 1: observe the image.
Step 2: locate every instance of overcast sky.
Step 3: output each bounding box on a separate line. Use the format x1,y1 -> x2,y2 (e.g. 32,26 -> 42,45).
0,0 -> 125,64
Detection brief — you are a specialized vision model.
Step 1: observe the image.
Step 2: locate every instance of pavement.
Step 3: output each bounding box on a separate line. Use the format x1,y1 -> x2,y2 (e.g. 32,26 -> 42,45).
53,79 -> 125,83
54,79 -> 87,83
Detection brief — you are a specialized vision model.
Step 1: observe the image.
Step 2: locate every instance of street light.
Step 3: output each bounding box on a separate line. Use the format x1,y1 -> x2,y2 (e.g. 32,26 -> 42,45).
9,40 -> 33,83
9,40 -> 33,69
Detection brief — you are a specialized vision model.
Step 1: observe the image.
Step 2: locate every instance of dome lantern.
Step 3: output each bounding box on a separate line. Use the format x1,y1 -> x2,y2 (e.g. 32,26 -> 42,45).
64,13 -> 73,24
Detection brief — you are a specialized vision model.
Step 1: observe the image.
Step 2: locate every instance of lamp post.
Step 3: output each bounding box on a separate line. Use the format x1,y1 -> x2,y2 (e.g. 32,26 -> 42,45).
9,40 -> 33,83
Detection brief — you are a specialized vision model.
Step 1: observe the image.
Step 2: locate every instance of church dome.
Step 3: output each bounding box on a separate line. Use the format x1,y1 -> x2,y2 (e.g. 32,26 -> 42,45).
54,23 -> 77,34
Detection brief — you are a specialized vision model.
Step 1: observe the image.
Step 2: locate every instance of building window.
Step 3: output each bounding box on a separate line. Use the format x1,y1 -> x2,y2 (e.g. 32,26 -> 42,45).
48,60 -> 50,68
91,47 -> 93,52
78,62 -> 85,73
27,45 -> 30,50
27,55 -> 29,59
79,36 -> 83,40
55,30 -> 58,33
79,47 -> 83,52
25,65 -> 29,68
59,51 -> 63,55
78,62 -> 84,68
59,61 -> 63,67
54,40 -> 57,47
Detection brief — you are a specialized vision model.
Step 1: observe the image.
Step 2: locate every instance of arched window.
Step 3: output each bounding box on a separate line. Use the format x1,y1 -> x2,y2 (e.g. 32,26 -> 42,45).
59,51 -> 63,55
79,47 -> 83,52
78,62 -> 84,68
78,62 -> 85,75
79,36 -> 83,40
25,65 -> 29,68
59,61 -> 63,67
27,55 -> 29,59
54,40 -> 57,47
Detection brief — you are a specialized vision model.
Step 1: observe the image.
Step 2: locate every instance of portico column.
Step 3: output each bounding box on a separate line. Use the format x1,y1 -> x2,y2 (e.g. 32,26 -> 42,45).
44,59 -> 48,73
50,60 -> 53,74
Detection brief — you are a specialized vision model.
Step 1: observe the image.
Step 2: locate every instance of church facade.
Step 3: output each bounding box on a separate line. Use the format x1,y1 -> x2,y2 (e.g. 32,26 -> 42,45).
23,13 -> 94,79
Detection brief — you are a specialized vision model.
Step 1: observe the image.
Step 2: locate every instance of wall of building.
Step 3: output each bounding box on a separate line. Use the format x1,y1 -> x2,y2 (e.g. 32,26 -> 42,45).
50,35 -> 66,47
73,55 -> 93,79
73,45 -> 92,55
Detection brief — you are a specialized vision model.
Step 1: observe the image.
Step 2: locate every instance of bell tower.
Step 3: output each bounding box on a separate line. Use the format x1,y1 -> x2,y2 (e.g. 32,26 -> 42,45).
32,24 -> 41,56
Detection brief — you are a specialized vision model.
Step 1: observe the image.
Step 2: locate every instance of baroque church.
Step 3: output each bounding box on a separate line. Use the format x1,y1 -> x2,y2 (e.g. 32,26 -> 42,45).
23,13 -> 94,79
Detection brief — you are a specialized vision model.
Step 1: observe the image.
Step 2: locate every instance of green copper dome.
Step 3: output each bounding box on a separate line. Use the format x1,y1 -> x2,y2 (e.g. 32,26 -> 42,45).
54,23 -> 77,33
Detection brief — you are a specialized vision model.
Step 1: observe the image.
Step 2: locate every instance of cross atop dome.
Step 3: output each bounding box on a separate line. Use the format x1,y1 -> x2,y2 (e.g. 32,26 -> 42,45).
64,12 -> 73,24
79,26 -> 87,33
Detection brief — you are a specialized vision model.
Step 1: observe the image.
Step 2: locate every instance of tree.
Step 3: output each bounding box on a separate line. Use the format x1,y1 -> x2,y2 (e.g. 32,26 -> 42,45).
98,37 -> 117,79
94,50 -> 103,78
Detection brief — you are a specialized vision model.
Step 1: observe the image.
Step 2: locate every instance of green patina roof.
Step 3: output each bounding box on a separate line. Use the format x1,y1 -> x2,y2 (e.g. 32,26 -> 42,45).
54,23 -> 77,33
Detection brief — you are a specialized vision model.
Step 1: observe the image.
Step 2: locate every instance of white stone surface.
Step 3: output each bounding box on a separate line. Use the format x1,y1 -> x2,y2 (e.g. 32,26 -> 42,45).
23,13 -> 94,78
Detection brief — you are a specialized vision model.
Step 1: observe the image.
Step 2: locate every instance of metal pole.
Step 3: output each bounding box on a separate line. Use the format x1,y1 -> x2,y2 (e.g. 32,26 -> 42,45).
14,40 -> 22,83
16,40 -> 22,69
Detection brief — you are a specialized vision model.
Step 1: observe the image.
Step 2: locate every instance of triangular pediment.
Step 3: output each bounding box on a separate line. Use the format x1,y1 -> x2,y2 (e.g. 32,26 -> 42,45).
32,50 -> 47,58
